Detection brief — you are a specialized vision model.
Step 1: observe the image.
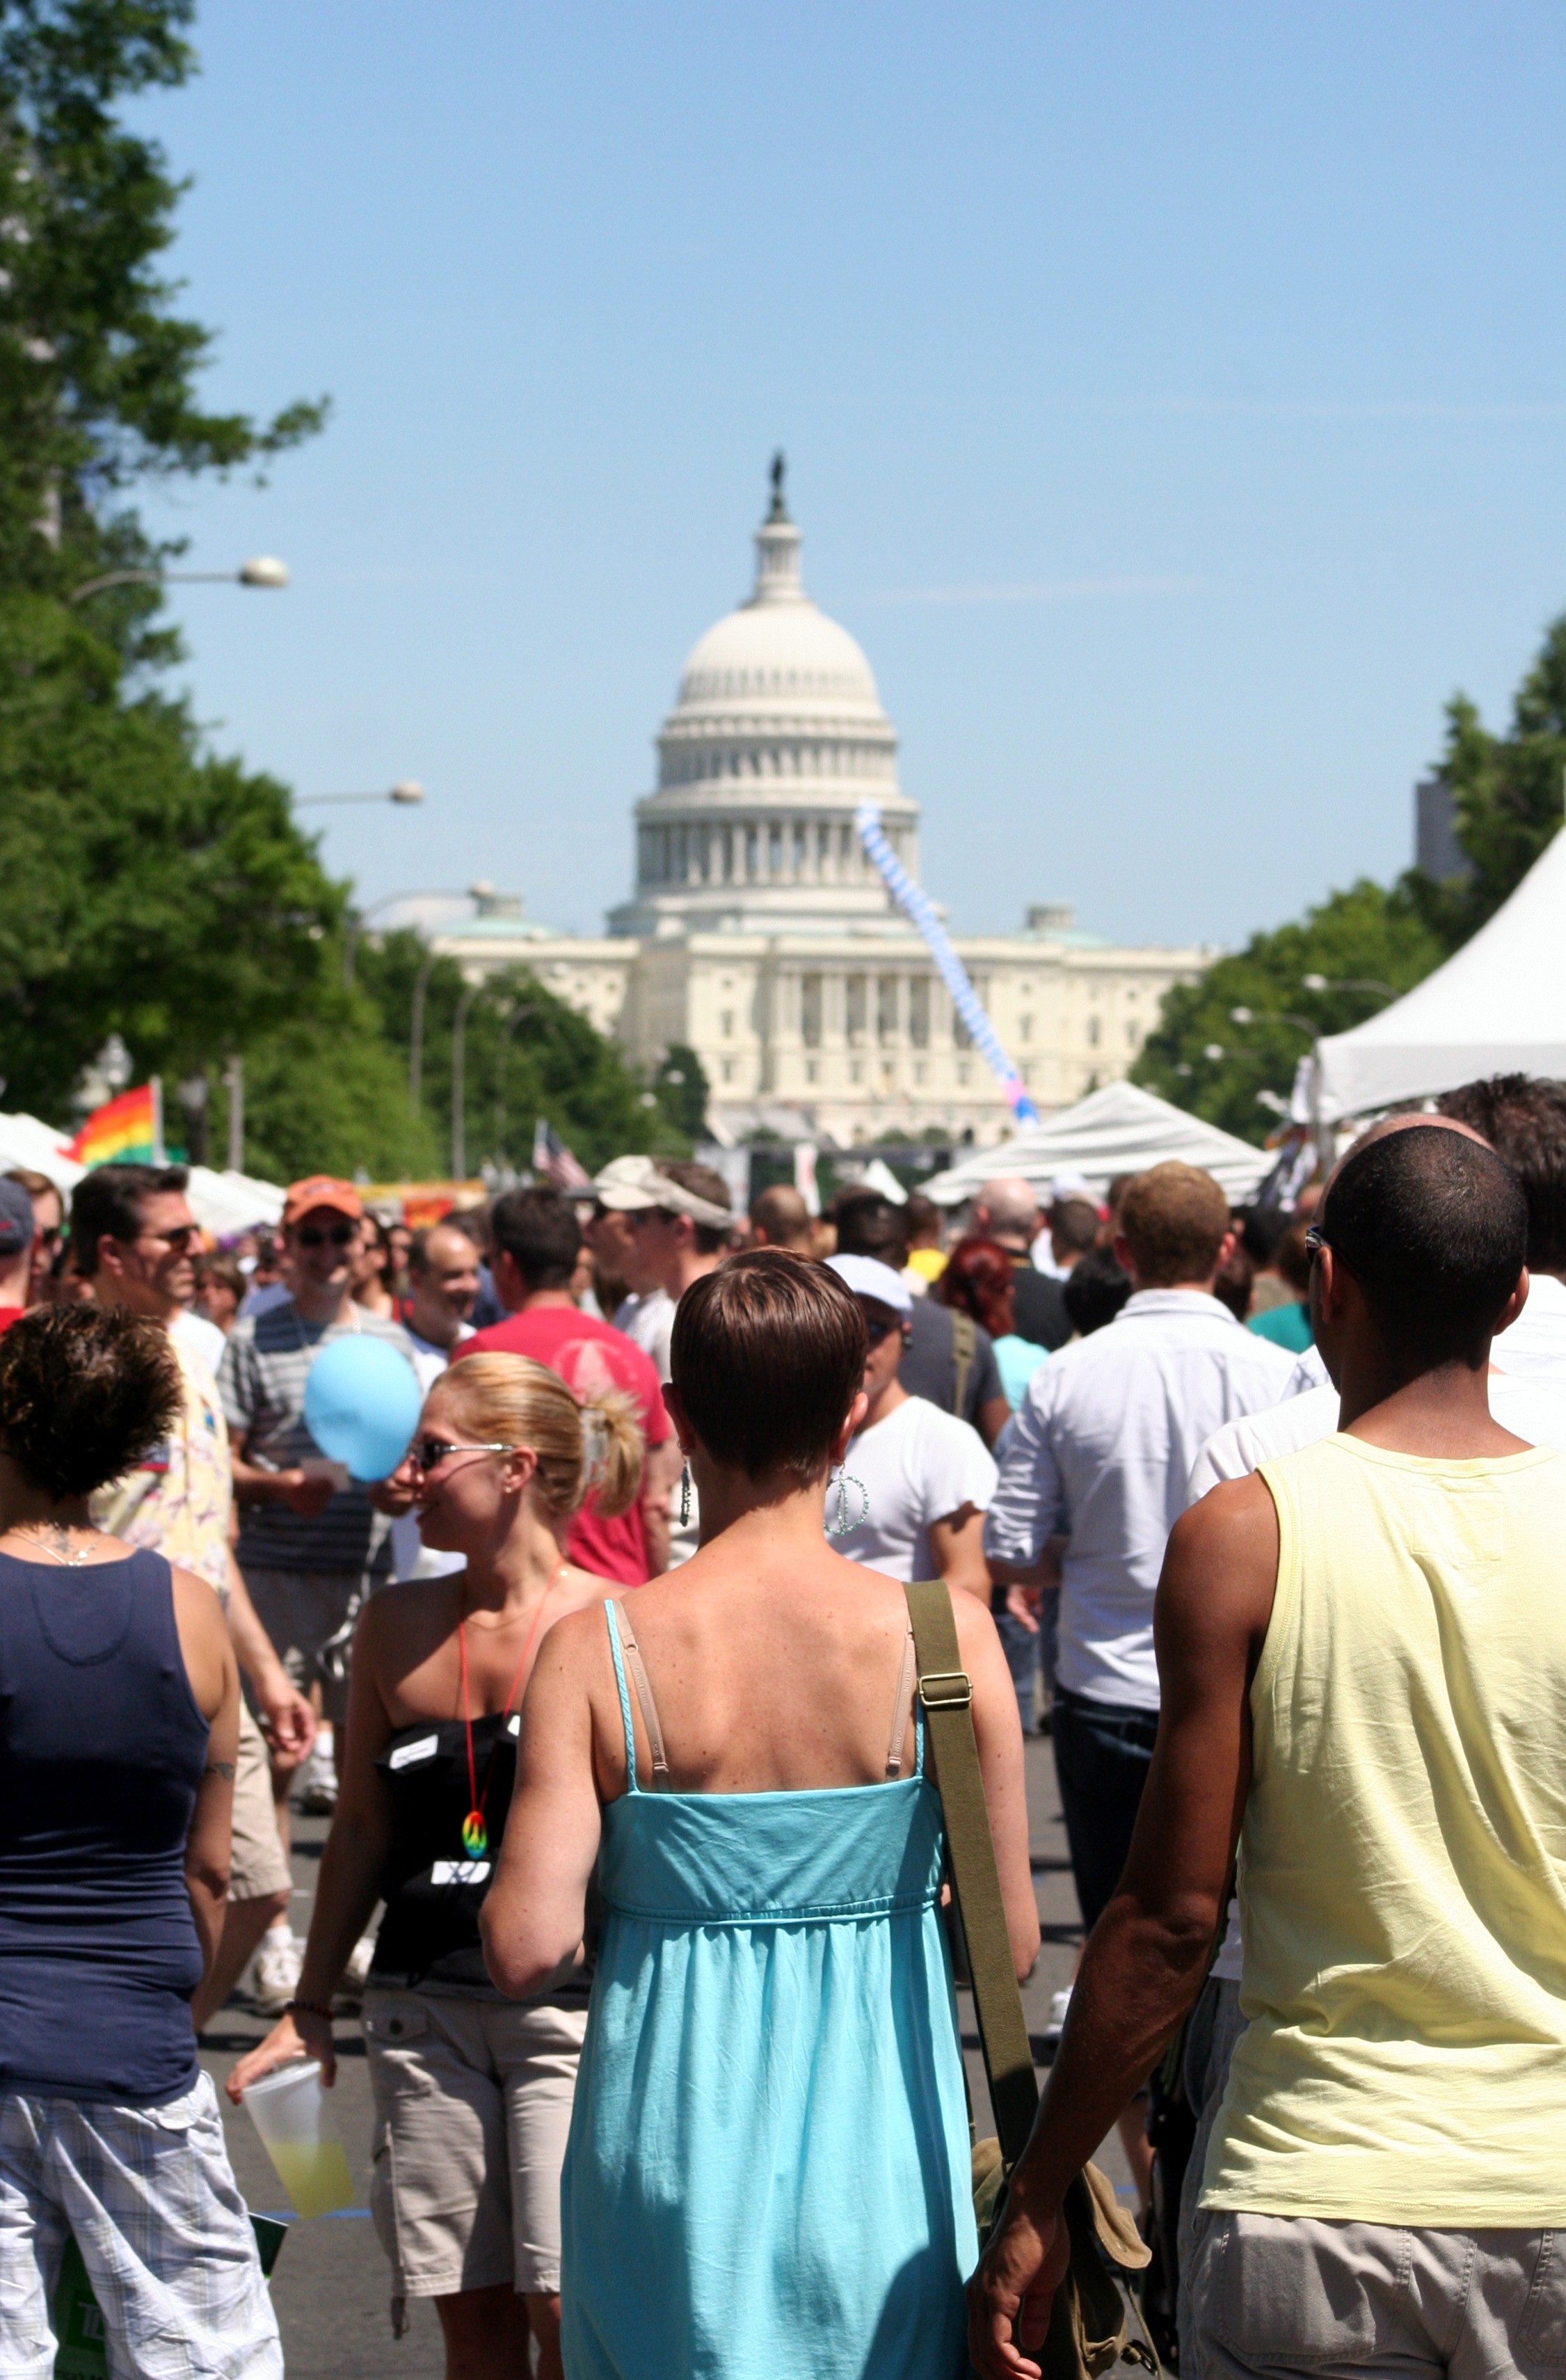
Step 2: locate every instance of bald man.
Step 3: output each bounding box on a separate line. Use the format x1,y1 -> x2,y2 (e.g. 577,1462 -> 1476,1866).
749,1184 -> 815,1253
972,1177 -> 1069,1351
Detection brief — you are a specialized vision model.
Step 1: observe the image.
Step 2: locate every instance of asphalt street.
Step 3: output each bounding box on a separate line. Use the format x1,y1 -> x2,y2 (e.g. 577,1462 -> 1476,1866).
198,1728 -> 1126,2377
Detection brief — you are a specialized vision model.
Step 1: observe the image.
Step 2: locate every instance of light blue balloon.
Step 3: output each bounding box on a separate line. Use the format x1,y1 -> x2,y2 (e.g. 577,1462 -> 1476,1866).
303,1334 -> 422,1483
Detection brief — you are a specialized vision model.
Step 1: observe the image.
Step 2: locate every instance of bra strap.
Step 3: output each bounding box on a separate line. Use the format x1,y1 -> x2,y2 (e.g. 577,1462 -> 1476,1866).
612,1599 -> 670,1790
602,1600 -> 640,1794
886,1627 -> 918,1778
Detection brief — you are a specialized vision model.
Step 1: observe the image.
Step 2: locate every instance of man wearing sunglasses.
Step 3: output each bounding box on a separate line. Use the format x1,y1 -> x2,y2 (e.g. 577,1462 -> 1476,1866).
1,1167 -> 63,1311
218,1176 -> 416,1912
72,1162 -> 319,2033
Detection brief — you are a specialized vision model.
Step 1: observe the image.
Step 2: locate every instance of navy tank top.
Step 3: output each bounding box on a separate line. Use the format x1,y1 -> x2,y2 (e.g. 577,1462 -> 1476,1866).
0,1547 -> 210,2102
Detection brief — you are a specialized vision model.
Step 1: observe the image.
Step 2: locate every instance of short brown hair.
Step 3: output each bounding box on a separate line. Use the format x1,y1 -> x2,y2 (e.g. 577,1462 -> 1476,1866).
1118,1163 -> 1230,1288
1437,1074 -> 1566,1272
670,1249 -> 866,1483
660,1160 -> 735,1256
0,1307 -> 182,1501
749,1183 -> 813,1250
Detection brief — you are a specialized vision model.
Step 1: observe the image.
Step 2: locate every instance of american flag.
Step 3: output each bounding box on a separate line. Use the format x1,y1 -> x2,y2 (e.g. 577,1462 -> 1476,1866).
532,1116 -> 591,1190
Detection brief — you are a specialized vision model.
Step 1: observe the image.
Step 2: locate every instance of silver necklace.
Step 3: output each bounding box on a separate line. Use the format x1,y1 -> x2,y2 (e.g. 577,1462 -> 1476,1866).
10,1522 -> 98,1568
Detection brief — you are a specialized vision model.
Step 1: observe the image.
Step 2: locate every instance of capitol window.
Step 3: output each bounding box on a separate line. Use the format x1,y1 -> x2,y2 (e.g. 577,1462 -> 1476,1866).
801,975 -> 823,1048
721,1010 -> 734,1039
847,975 -> 868,1042
909,977 -> 930,1048
1087,1016 -> 1101,1047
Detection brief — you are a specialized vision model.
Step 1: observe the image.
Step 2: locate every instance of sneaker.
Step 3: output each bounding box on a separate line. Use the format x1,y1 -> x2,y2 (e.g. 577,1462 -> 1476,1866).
1042,1987 -> 1071,2050
333,1933 -> 377,2014
252,1926 -> 303,2015
296,1739 -> 339,1816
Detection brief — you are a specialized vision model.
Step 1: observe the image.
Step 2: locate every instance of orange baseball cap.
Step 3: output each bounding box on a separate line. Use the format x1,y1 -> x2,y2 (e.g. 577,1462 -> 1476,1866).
282,1175 -> 364,1227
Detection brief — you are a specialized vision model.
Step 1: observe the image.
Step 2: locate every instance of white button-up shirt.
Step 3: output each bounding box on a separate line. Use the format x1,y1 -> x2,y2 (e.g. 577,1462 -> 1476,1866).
984,1289 -> 1296,1711
1492,1270 -> 1566,1388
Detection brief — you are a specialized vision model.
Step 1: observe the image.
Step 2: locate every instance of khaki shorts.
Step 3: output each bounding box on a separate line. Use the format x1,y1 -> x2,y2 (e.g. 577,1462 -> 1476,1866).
362,1988 -> 587,2300
228,1700 -> 290,1904
238,1567 -> 364,1725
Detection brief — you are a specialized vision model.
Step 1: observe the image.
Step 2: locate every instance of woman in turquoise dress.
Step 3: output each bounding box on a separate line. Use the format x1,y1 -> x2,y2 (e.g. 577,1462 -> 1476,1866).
483,1249 -> 1038,2379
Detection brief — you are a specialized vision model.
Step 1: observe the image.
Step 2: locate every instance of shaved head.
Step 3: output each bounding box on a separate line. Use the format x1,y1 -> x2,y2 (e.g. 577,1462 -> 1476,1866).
973,1178 -> 1039,1242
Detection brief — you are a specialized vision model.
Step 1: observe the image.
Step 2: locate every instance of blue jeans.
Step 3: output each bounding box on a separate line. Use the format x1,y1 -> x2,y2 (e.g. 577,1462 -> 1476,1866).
991,1588 -> 1059,1736
1051,1684 -> 1159,1934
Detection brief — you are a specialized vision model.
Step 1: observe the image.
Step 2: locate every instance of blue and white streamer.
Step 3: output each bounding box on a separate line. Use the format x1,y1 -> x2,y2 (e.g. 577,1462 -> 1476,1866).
854,803 -> 1039,1125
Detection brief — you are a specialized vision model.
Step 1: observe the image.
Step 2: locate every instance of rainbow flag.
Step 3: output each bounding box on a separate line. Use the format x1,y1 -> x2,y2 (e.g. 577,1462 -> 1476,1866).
69,1079 -> 164,1168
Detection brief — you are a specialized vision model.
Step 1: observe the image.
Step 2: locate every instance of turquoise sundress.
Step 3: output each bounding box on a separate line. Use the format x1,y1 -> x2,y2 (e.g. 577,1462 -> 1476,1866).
559,1599 -> 977,2379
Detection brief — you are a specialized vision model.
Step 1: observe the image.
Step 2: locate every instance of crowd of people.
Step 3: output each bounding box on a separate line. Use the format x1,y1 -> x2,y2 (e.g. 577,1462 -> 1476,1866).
2,1074 -> 1566,2377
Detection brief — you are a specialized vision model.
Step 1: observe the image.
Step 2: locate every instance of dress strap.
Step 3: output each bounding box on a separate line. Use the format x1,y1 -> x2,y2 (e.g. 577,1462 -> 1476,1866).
886,1627 -> 918,1778
612,1599 -> 670,1790
602,1601 -> 641,1795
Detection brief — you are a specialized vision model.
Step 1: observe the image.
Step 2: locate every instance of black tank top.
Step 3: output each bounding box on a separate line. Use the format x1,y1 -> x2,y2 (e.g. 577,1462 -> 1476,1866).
369,1715 -> 596,2001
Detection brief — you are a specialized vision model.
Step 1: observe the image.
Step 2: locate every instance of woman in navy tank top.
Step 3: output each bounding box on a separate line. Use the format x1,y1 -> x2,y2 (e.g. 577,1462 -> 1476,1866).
0,1305 -> 280,2379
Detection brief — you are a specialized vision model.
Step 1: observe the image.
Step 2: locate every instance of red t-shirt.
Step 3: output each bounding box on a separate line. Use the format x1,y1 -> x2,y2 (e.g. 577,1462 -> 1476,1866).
0,1307 -> 25,1336
453,1307 -> 670,1586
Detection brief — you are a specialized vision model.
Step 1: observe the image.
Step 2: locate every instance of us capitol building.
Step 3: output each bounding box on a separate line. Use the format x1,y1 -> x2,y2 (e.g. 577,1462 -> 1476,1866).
431,470 -> 1214,1148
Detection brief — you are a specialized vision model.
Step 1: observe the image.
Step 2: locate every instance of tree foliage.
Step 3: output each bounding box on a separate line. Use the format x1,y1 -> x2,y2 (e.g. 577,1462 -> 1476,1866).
1132,879 -> 1446,1144
0,4 -> 677,1187
1419,611 -> 1566,942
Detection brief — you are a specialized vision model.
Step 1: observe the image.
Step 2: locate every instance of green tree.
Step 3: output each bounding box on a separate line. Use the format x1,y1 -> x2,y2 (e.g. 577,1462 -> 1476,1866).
1418,611 -> 1566,941
650,1043 -> 710,1142
353,938 -> 690,1179
1132,879 -> 1446,1144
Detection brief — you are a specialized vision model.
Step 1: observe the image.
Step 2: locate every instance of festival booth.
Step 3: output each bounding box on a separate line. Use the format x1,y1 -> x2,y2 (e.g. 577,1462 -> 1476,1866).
922,1079 -> 1275,1208
1313,829 -> 1566,1121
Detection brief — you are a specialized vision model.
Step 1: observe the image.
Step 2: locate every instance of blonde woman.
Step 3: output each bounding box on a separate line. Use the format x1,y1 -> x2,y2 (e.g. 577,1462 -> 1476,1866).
231,1355 -> 642,2380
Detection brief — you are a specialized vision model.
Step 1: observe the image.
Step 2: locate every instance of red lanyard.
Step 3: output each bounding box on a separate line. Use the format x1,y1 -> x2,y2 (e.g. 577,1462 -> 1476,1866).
456,1565 -> 564,1858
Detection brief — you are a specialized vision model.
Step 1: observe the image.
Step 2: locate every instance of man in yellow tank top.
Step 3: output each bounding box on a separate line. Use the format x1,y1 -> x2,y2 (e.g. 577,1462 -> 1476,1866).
970,1124 -> 1566,2380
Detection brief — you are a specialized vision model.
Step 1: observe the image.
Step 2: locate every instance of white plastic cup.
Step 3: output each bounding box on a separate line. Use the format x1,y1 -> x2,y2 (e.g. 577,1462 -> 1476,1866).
241,2059 -> 355,2219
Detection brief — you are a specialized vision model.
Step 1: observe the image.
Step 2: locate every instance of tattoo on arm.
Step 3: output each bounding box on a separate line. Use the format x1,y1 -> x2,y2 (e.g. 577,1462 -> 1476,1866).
203,1760 -> 236,1780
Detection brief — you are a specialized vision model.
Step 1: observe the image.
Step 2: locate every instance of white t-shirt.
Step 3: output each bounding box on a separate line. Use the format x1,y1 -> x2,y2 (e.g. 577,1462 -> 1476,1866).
1185,1368 -> 1566,1979
830,1394 -> 998,1584
170,1305 -> 226,1380
390,1329 -> 472,1582
1492,1270 -> 1566,1387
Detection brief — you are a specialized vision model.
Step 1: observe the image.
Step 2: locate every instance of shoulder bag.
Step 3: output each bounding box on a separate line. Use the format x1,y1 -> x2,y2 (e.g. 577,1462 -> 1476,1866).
903,1579 -> 1158,2379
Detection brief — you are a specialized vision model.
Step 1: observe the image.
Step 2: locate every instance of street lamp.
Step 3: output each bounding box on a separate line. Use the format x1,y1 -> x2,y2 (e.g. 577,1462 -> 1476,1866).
68,555 -> 289,603
1301,973 -> 1397,1003
451,984 -> 480,1179
1230,1006 -> 1316,1035
298,781 -> 425,809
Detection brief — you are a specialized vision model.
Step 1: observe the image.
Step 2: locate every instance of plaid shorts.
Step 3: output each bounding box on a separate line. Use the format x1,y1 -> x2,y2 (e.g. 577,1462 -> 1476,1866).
0,2069 -> 281,2380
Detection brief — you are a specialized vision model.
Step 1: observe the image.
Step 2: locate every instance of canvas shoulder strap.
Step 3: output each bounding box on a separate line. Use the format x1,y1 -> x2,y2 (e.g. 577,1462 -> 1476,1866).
949,1309 -> 977,1417
904,1578 -> 1039,2167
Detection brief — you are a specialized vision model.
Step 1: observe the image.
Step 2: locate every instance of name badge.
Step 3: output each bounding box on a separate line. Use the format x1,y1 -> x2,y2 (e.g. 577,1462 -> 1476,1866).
388,1734 -> 439,1771
431,1859 -> 490,1886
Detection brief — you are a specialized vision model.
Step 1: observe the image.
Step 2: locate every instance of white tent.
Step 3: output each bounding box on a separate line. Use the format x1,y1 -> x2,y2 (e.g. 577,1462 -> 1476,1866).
0,1110 -> 284,1233
922,1080 -> 1275,1207
1314,828 -> 1566,1120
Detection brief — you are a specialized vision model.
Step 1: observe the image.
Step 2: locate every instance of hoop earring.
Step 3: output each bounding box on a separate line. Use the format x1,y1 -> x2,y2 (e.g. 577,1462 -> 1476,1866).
679,1462 -> 692,1528
829,1468 -> 870,1537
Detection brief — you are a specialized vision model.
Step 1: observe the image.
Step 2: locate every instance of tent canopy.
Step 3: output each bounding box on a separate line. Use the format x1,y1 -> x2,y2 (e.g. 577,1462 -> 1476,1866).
0,1111 -> 284,1233
1315,829 -> 1566,1120
922,1080 -> 1274,1207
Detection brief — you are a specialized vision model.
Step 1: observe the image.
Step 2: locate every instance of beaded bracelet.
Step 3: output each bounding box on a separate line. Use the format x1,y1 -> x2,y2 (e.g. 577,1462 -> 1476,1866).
287,1997 -> 334,2021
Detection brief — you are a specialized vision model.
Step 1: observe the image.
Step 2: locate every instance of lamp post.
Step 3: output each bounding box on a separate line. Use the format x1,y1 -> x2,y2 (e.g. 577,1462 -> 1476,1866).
1300,974 -> 1397,1003
450,984 -> 480,1179
298,782 -> 425,809
68,555 -> 289,603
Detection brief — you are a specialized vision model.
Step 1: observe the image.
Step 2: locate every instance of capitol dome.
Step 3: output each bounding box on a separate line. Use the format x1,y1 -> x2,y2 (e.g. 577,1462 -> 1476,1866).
609,463 -> 920,939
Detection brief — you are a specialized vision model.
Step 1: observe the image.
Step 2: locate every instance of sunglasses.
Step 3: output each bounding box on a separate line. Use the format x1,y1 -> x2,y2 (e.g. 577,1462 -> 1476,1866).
295,1223 -> 355,1249
410,1436 -> 516,1474
140,1224 -> 199,1254
863,1313 -> 906,1348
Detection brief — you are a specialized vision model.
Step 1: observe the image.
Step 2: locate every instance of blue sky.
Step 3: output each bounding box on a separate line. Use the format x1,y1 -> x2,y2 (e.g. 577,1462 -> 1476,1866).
134,2 -> 1566,950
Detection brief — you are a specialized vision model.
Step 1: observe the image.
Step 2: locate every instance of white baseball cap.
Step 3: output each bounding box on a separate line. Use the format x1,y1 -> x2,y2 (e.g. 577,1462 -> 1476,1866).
592,1155 -> 733,1229
826,1253 -> 913,1316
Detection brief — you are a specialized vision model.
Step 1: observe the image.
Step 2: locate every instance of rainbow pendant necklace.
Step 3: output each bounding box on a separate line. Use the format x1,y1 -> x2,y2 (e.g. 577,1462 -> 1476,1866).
456,1567 -> 564,1861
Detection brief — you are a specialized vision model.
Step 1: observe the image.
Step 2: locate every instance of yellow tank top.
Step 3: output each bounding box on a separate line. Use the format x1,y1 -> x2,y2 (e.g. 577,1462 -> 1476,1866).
1201,1432 -> 1566,2225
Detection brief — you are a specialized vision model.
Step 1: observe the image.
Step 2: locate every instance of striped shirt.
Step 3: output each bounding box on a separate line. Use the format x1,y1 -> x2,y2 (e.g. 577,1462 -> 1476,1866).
218,1300 -> 415,1574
